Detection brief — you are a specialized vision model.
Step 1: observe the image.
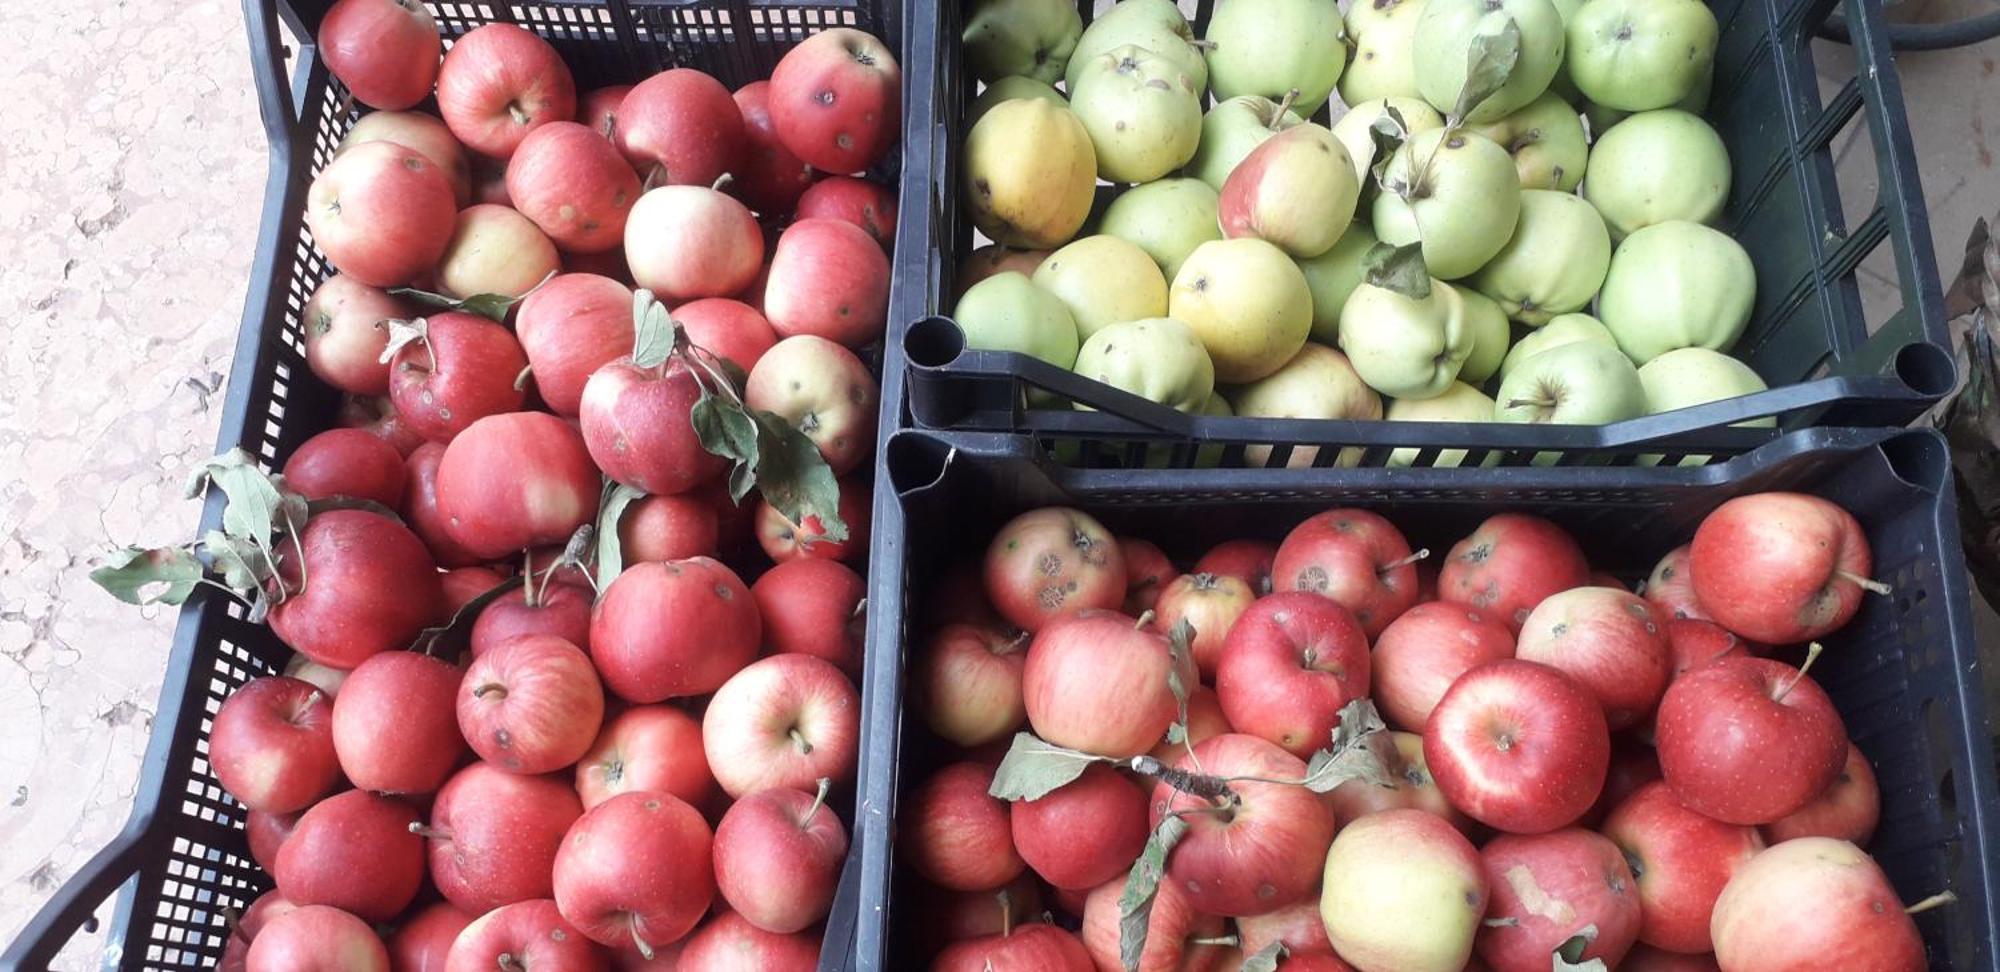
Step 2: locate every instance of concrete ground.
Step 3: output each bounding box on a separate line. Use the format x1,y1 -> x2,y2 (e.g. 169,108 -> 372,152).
1,1 -> 1997,967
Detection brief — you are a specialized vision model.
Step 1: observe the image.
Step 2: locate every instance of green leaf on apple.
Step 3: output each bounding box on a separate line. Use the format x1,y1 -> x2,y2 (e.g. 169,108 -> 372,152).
1553,924 -> 1608,971
1367,107 -> 1410,193
989,732 -> 1112,801
408,573 -> 527,659
1450,16 -> 1523,127
197,530 -> 268,592
1118,813 -> 1190,972
745,409 -> 849,545
691,390 -> 761,503
631,289 -> 676,370
1165,617 -> 1195,725
1363,242 -> 1432,300
89,545 -> 204,607
377,317 -> 431,366
389,272 -> 554,324
594,482 -> 647,590
184,448 -> 287,545
1239,942 -> 1288,972
1299,698 -> 1394,793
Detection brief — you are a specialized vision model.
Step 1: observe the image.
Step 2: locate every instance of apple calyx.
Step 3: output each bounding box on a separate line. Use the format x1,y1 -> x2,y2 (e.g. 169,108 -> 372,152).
1772,641 -> 1825,703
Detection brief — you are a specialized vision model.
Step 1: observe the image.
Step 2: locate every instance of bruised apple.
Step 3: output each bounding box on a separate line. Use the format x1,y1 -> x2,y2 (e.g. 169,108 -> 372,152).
984,507 -> 1126,632
435,411 -> 600,559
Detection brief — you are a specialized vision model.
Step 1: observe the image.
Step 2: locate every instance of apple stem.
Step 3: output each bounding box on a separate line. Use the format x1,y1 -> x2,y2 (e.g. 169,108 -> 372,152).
711,172 -> 736,193
628,912 -> 655,961
1905,890 -> 1958,915
1133,609 -> 1156,631
1189,38 -> 1217,50
789,727 -> 815,755
1188,936 -> 1239,947
1127,754 -> 1237,803
473,682 -> 508,701
851,597 -> 868,620
1506,396 -> 1556,409
1379,548 -> 1431,574
512,363 -> 533,393
997,888 -> 1014,938
507,102 -> 531,126
1773,642 -> 1825,703
406,821 -> 452,841
1836,569 -> 1893,596
521,548 -> 542,607
1270,88 -> 1300,129
802,777 -> 831,827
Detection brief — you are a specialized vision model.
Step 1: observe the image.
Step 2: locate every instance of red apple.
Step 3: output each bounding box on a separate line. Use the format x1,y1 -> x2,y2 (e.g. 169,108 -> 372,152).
515,272 -> 634,417
956,243 -> 1052,297
933,922 -> 1092,972
676,911 -> 819,971
1009,763 -> 1149,891
435,23 -> 576,159
575,704 -> 714,810
275,791 -> 424,921
1326,730 -> 1472,834
304,140 -> 457,288
1587,736 -> 1664,826
918,623 -> 1028,747
389,901 -> 472,972
1151,572 -> 1254,679
1654,655 -> 1847,824
1663,618 -> 1753,680
1234,899 -> 1335,959
916,872 -> 1046,952
618,492 -> 720,563
457,634 -> 605,774
246,904 -> 390,971
245,809 -> 300,875
624,185 -> 764,301
471,577 -> 593,657
615,68 -> 744,187
1153,733 -> 1336,916
330,650 -> 465,794
267,509 -> 443,670
1371,601 -> 1515,731
435,203 -> 561,299
1475,828 -> 1642,972
1148,684 -> 1234,764
702,653 -> 859,798
445,898 -> 608,972
767,28 -> 901,174
1425,659 -> 1610,834
435,411 -> 600,558
387,311 -> 528,443
1762,742 -> 1880,846
579,355 -> 728,496
1711,838 -> 1925,971
753,558 -> 866,676
729,80 -> 815,214
670,297 -> 777,375
762,218 -> 891,347
421,761 -> 582,913
1079,875 -> 1229,972
319,0 -> 440,111
1601,780 -> 1765,953
1023,609 -> 1189,759
984,507 -> 1126,632
339,394 -> 427,456
754,476 -> 872,564
337,110 -> 473,207
282,427 -> 407,508
1215,592 -> 1370,757
1622,946 -> 1722,971
210,676 -> 338,813
1439,513 -> 1592,632
554,791 -> 716,954
927,557 -> 1005,631
282,654 -> 350,700
1196,538 -> 1278,595
1690,492 -> 1877,643
1120,536 -> 1176,613
471,153 -> 511,206
1642,544 -> 1708,621
508,120 -> 642,253
904,761 -> 1025,892
300,274 -> 402,395
744,334 -> 878,475
400,442 -> 482,567
713,781 -> 848,933
440,564 -> 507,614
796,176 -> 896,250
1271,508 -> 1423,636
580,85 -> 632,138
591,557 -> 760,702
1515,587 -> 1673,730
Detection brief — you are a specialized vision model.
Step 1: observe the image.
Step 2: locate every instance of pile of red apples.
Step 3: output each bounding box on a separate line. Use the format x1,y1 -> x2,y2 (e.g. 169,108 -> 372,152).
907,492 -> 1939,972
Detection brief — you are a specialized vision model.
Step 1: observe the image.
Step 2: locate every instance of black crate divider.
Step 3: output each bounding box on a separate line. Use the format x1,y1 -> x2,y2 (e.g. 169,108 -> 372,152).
2,0 -> 906,968
854,423 -> 2000,970
902,0 -> 1958,467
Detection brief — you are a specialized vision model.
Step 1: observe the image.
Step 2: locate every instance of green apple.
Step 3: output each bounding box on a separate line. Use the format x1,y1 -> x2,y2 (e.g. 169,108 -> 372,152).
1340,0 -> 1430,105
1372,128 -> 1522,278
1466,92 -> 1588,191
1497,311 -> 1614,383
1339,278 -> 1473,400
1598,220 -> 1755,363
963,0 -> 1083,84
1065,0 -> 1208,94
966,75 -> 1067,129
1185,95 -> 1305,190
1073,316 -> 1216,412
964,98 -> 1098,248
1230,343 -> 1384,468
1331,96 -> 1447,188
1565,0 -> 1717,111
1204,0 -> 1349,114
1069,44 -> 1204,183
1386,381 -> 1501,467
1218,123 -> 1361,259
1032,234 -> 1169,340
1637,347 -> 1773,465
1457,287 -> 1511,384
1583,109 -> 1731,239
951,271 -> 1081,370
1170,238 -> 1315,383
1495,339 -> 1646,424
1468,189 -> 1610,324
1414,0 -> 1567,123
1298,222 -> 1379,345
1100,178 -> 1222,282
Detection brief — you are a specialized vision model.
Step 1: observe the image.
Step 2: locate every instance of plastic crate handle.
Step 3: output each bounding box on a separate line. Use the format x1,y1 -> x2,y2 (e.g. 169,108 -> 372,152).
0,819 -> 151,970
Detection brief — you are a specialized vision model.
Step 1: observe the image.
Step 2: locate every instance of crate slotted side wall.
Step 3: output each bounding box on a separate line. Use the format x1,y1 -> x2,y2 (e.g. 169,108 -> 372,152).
903,0 -> 1955,465
854,426 -> 2000,969
2,0 -> 903,968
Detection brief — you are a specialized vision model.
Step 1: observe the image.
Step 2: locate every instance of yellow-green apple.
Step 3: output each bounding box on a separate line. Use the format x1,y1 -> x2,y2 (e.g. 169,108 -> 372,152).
1219,123 -> 1362,259
983,507 -> 1126,632
1150,571 -> 1255,678
962,0 -> 1082,83
1066,0 -> 1206,92
1414,0 -> 1567,121
624,185 -> 764,301
1425,659 -> 1611,833
304,140 -> 457,288
1711,838 -> 1925,971
1565,0 -> 1717,110
1341,0 -> 1431,104
418,761 -> 581,913
701,654 -> 859,798
552,791 -> 715,954
713,781 -> 847,933
1297,222 -> 1378,345
1468,92 -> 1590,190
276,791 -> 425,921
1644,544 -> 1708,620
1339,276 -> 1475,400
968,76 -> 1067,129
1322,808 -> 1488,971
1023,609 -> 1189,758
1495,340 -> 1648,425
1476,829 -> 1642,971
1331,97 -> 1446,187
513,272 -> 632,417
1498,312 -> 1616,385
957,243 -> 1054,297
1073,317 -> 1216,412
246,904 -> 390,972
336,109 -> 469,206
904,761 -> 1025,891
1470,189 -> 1611,324
210,676 -> 338,814
1009,763 -> 1150,891
330,651 -> 464,795
1439,512 -> 1592,631
1215,592 -> 1371,756
1374,129 -> 1523,278
1638,348 -> 1771,419
1272,508 -> 1423,636
1069,45 -> 1203,183
319,0 -> 440,111
767,28 -> 901,174
963,99 -> 1098,248
456,634 -> 604,774
1457,288 -> 1512,384
435,203 -> 560,299
1584,110 -> 1731,238
1100,178 -> 1223,281
435,24 -> 575,158
1688,492 -> 1875,643
1602,780 -> 1764,952
1515,587 -> 1673,730
745,334 -> 879,475
1186,95 -> 1305,190
1372,601 -> 1515,730
1033,234 -> 1169,339
1654,655 -> 1848,824
1763,743 -> 1880,845
1598,220 -> 1755,363
1204,0 -> 1347,112
1171,238 -> 1315,383
1229,343 -> 1383,467
575,704 -> 713,811
1153,733 -> 1337,915
918,623 -> 1029,747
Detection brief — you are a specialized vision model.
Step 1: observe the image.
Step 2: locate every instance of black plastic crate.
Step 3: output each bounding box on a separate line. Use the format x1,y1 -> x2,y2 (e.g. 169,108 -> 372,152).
1,0 -> 909,968
900,0 -> 1956,467
853,424 -> 2000,969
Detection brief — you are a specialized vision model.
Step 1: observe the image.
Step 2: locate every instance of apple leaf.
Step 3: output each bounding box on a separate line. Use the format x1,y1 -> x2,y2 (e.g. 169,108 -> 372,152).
409,573 -> 526,659
1239,942 -> 1288,972
631,289 -> 676,370
1450,16 -> 1523,126
197,530 -> 267,591
184,448 -> 286,545
1366,107 -> 1410,192
1299,699 -> 1394,793
1165,617 -> 1195,717
377,317 -> 430,365
1553,925 -> 1608,971
389,286 -> 527,324
748,410 -> 849,544
1118,814 -> 1190,972
691,389 -> 761,502
594,482 -> 646,590
90,545 -> 204,607
1363,242 -> 1432,300
989,732 -> 1113,801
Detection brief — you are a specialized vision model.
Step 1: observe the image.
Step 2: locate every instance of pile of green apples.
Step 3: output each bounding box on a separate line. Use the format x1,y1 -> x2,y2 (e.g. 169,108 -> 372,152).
951,0 -> 1771,465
